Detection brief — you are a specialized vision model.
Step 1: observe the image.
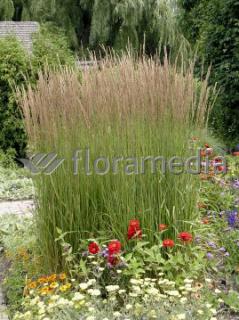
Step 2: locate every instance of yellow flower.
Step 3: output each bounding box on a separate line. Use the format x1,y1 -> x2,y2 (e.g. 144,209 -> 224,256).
47,274 -> 57,282
59,283 -> 72,292
38,276 -> 48,284
27,281 -> 37,289
49,282 -> 59,289
59,273 -> 67,281
39,286 -> 53,295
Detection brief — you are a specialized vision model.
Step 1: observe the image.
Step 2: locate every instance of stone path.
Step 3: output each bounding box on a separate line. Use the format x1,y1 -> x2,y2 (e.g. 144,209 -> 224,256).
0,200 -> 34,216
0,289 -> 8,320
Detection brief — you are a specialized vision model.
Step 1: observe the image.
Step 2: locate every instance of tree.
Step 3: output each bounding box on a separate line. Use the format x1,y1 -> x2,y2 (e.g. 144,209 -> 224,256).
0,0 -> 14,20
3,0 -> 181,55
179,0 -> 239,146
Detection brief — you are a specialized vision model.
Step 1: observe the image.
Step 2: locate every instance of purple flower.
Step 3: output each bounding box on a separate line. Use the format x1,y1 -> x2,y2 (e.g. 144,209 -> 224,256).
226,210 -> 238,227
100,248 -> 109,258
194,235 -> 201,243
206,252 -> 214,260
232,180 -> 239,189
224,252 -> 230,257
219,247 -> 226,252
208,241 -> 217,248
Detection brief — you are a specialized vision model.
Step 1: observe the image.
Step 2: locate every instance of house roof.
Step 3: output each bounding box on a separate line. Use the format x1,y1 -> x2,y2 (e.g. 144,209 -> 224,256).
0,21 -> 39,53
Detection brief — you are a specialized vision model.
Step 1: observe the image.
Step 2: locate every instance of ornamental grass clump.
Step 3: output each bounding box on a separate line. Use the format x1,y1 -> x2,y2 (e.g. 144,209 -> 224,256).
20,54 -> 213,270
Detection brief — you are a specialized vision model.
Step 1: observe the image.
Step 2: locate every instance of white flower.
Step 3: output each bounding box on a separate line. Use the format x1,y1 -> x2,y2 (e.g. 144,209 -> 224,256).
184,279 -> 193,284
87,289 -> 101,296
146,288 -> 159,295
86,317 -> 95,320
130,279 -> 142,285
118,289 -> 126,294
79,283 -> 89,290
215,289 -> 221,294
50,295 -> 60,301
38,307 -> 46,315
105,285 -> 120,292
210,308 -> 217,315
132,285 -> 141,293
88,279 -> 96,286
158,279 -> 167,285
176,314 -> 186,320
72,292 -> 85,301
166,290 -> 180,297
185,287 -> 193,292
113,311 -> 121,317
180,297 -> 187,304
205,278 -> 212,283
129,292 -> 138,297
126,304 -> 133,310
206,303 -> 212,308
197,310 -> 204,315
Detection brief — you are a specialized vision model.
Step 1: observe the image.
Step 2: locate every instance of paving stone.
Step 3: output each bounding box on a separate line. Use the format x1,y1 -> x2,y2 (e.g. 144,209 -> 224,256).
0,200 -> 34,216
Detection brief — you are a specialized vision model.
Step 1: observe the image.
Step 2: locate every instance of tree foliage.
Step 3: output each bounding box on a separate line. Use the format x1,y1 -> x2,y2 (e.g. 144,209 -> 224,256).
0,0 -> 14,20
4,0 -> 181,55
179,0 -> 239,146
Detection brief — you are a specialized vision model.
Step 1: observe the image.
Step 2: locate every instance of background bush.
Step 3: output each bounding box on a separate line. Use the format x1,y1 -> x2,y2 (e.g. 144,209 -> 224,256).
179,0 -> 239,147
0,37 -> 31,159
31,24 -> 76,70
0,26 -> 75,159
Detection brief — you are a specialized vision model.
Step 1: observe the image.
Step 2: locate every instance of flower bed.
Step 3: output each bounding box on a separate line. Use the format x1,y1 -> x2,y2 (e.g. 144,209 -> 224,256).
0,143 -> 238,319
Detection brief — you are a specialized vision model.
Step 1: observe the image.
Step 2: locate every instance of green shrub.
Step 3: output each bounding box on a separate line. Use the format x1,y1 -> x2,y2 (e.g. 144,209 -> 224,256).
0,37 -> 31,159
32,24 -> 76,70
0,27 -> 75,161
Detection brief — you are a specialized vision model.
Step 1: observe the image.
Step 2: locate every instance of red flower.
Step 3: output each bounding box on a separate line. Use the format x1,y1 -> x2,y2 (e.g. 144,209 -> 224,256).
178,232 -> 193,243
107,255 -> 120,266
213,157 -> 223,163
159,224 -> 168,231
216,165 -> 226,172
128,219 -> 140,229
205,143 -> 210,148
127,219 -> 142,240
108,240 -> 121,255
163,239 -> 175,247
88,242 -> 100,254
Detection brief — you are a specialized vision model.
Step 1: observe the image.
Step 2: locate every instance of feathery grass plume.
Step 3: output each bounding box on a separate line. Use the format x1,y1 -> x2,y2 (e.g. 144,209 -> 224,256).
19,53 -> 213,270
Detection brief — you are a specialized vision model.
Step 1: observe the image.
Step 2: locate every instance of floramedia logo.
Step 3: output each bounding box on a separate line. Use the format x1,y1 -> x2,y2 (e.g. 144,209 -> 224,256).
19,153 -> 65,175
19,148 -> 227,176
